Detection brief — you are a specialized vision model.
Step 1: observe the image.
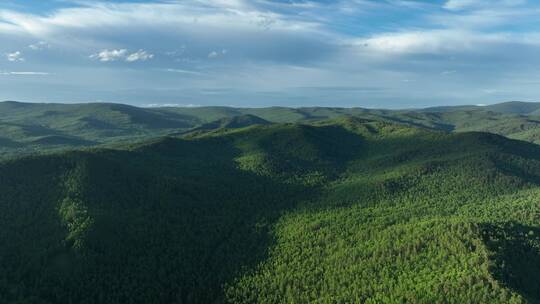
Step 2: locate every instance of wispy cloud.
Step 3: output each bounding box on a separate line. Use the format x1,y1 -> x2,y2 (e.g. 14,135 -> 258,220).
28,41 -> 51,50
356,29 -> 540,56
0,71 -> 50,75
0,1 -> 321,36
441,70 -> 457,75
126,49 -> 154,62
90,49 -> 153,62
90,49 -> 127,62
443,0 -> 483,11
443,0 -> 525,11
161,68 -> 204,76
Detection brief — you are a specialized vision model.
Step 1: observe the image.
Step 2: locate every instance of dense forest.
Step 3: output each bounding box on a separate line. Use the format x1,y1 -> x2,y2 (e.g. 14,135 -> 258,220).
0,116 -> 539,303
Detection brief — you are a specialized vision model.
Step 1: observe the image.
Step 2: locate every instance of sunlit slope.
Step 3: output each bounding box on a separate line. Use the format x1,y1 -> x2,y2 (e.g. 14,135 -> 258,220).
227,121 -> 540,303
187,114 -> 271,134
362,109 -> 540,144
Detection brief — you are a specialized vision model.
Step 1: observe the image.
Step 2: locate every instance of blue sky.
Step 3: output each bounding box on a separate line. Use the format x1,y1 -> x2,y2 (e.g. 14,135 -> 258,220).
1,0 -> 540,108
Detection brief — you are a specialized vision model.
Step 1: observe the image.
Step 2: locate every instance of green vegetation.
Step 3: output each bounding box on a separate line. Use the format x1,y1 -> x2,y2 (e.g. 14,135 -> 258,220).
0,116 -> 539,303
0,101 -> 198,157
4,100 -> 540,158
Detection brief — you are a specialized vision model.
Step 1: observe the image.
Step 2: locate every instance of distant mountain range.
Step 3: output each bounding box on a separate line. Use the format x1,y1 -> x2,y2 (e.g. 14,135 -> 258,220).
1,100 -> 540,157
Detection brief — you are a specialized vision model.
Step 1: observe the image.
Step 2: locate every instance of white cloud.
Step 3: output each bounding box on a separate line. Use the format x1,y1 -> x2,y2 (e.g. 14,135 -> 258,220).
90,49 -> 127,62
356,30 -> 540,55
126,49 -> 154,62
90,49 -> 154,62
6,51 -> 24,62
359,31 -> 466,54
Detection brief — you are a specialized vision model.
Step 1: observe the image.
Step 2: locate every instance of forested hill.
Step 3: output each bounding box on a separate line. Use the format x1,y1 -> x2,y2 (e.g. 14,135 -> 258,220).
2,100 -> 540,158
1,117 -> 539,303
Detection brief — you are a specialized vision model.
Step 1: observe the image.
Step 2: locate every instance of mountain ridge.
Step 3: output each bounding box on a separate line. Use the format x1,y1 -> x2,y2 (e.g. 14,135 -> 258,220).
3,99 -> 539,111
3,99 -> 540,162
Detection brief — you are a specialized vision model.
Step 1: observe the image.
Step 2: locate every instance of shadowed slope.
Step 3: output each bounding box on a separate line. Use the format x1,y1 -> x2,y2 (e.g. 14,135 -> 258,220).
0,121 -> 365,304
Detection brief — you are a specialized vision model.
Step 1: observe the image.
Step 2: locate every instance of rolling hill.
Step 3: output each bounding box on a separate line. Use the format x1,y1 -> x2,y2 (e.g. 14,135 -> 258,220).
3,100 -> 540,157
1,118 -> 539,303
0,101 -> 200,156
189,114 -> 271,132
484,101 -> 540,115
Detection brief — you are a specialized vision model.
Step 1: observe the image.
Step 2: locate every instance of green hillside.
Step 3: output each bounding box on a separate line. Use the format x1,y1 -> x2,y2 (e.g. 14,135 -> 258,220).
420,101 -> 540,114
0,101 -> 200,156
191,114 -> 271,132
384,110 -> 540,144
1,118 -> 539,303
484,101 -> 540,115
3,100 -> 540,157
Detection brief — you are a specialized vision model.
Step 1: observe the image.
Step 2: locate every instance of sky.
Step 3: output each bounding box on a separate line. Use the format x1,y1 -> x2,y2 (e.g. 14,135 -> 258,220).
1,0 -> 540,108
